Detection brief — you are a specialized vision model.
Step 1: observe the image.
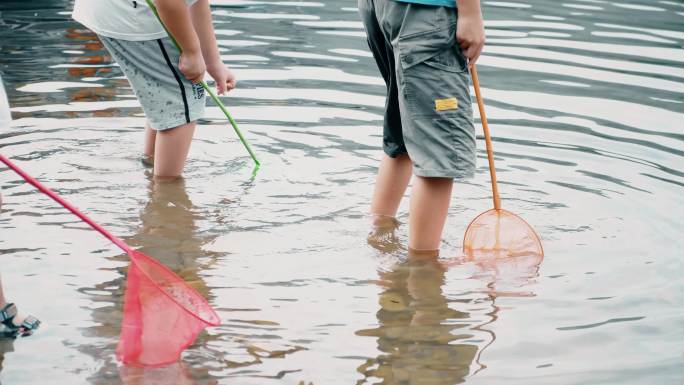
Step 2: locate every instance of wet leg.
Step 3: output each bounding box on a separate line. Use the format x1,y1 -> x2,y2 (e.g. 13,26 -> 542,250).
408,176 -> 453,255
370,153 -> 412,219
0,276 -> 32,330
153,122 -> 196,179
0,277 -> 5,306
142,121 -> 156,167
368,153 -> 412,250
0,165 -> 37,333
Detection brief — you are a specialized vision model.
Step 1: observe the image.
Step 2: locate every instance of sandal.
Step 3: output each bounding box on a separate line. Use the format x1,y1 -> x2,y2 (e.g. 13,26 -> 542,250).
0,303 -> 40,337
0,303 -> 18,337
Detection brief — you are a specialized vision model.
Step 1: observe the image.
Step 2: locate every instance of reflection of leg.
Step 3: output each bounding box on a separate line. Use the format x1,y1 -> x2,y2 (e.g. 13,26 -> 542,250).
409,176 -> 453,253
142,121 -> 156,167
150,176 -> 191,212
119,361 -> 209,385
137,176 -> 208,292
153,122 -> 196,178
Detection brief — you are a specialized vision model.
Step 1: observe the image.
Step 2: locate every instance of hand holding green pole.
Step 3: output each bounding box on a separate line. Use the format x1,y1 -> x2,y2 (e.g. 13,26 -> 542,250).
144,0 -> 260,172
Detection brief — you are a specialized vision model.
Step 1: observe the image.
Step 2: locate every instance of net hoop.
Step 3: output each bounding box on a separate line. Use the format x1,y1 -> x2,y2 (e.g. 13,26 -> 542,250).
462,208 -> 544,258
129,250 -> 221,326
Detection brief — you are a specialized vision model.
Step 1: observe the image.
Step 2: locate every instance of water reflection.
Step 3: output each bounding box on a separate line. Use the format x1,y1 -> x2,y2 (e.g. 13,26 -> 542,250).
461,252 -> 544,299
1,0 -> 683,382
356,256 -> 481,384
355,245 -> 544,385
130,176 -> 219,295
79,176 -> 219,384
118,362 -> 216,385
0,339 -> 14,375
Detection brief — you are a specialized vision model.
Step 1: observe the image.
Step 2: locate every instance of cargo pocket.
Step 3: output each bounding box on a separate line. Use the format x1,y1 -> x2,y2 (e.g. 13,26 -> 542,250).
398,24 -> 470,119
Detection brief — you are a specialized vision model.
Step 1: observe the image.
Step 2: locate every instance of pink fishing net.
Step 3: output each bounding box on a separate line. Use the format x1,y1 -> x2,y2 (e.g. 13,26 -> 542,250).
116,250 -> 220,367
0,155 -> 220,367
463,209 -> 543,259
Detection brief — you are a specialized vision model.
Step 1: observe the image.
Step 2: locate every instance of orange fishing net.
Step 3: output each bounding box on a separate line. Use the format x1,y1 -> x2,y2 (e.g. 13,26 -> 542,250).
463,209 -> 543,259
462,67 -> 544,260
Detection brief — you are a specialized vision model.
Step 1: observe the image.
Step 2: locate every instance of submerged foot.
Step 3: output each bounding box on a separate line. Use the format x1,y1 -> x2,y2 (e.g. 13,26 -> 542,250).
367,215 -> 403,253
141,154 -> 154,168
407,247 -> 440,259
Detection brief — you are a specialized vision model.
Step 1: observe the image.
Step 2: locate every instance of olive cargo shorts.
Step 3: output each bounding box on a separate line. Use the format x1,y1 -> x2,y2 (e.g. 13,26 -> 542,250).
359,0 -> 476,178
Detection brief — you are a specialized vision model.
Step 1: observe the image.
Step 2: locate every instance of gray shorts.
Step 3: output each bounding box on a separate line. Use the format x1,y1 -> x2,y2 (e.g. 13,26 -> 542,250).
359,0 -> 476,178
99,35 -> 206,130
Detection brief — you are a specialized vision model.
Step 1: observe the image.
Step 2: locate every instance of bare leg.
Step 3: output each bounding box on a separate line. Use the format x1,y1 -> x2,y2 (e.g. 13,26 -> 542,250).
370,153 -> 412,219
153,122 -> 196,178
0,188 -> 38,333
0,277 -> 6,306
0,276 -> 33,330
142,121 -> 156,167
143,121 -> 156,157
368,153 -> 412,251
408,176 -> 453,254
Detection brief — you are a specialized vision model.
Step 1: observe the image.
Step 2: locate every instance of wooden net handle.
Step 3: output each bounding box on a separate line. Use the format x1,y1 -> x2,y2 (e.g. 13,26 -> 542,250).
471,66 -> 501,210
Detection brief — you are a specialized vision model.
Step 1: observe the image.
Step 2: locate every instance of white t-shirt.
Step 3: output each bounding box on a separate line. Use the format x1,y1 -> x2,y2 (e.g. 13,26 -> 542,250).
72,0 -> 198,41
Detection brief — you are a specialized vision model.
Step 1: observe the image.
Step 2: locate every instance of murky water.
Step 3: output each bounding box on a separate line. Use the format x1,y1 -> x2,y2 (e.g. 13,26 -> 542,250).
1,0 -> 683,384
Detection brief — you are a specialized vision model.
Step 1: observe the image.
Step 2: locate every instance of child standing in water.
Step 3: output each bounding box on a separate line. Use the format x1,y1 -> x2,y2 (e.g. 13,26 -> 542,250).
72,0 -> 236,178
359,0 -> 485,255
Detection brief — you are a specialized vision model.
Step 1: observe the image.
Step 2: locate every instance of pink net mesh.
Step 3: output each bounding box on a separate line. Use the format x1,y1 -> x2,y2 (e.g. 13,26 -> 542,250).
463,209 -> 543,259
116,250 -> 220,366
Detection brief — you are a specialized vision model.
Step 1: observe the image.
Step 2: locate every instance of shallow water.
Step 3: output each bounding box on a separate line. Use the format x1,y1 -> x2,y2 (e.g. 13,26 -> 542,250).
0,0 -> 683,384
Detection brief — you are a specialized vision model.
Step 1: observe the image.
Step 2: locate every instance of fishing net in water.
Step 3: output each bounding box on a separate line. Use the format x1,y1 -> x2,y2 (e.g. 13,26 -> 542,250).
116,250 -> 220,366
463,208 -> 543,259
0,155 -> 220,367
462,67 -> 544,261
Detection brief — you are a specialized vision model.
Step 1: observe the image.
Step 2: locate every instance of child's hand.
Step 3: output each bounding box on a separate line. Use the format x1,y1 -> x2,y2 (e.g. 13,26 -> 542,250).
456,7 -> 485,68
207,62 -> 236,95
179,50 -> 206,83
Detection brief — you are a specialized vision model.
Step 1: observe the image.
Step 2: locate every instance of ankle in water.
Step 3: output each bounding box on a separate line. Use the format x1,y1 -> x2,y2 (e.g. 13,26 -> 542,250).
370,214 -> 399,229
141,154 -> 154,168
407,247 -> 440,258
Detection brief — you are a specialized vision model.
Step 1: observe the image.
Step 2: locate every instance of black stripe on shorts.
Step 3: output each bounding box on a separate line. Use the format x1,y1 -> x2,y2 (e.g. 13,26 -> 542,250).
157,39 -> 190,124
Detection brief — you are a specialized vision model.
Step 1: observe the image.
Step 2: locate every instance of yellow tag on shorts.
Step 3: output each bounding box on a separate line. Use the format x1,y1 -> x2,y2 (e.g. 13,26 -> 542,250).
435,97 -> 458,112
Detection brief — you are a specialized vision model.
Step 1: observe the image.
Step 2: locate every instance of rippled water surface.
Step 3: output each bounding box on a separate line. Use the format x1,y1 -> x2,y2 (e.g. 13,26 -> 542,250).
1,0 -> 683,384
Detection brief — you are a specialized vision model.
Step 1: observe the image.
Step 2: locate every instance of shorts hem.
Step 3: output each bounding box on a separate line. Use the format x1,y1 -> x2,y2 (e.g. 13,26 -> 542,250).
413,168 -> 475,179
148,115 -> 201,131
384,148 -> 409,158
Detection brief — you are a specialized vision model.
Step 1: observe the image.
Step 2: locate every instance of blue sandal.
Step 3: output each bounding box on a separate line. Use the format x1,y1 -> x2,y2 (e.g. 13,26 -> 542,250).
0,303 -> 40,337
